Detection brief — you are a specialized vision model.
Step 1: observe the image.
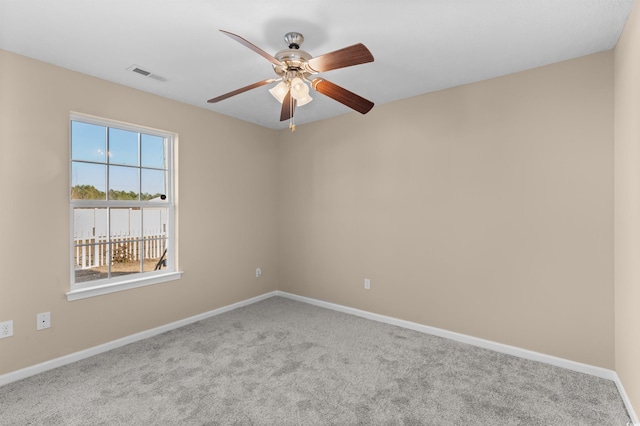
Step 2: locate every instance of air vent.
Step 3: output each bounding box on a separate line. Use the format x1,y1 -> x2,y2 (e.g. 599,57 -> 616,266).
132,67 -> 151,76
127,65 -> 167,82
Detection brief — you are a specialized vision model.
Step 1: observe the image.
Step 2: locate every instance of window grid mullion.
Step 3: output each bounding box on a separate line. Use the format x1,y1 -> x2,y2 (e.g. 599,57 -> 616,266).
140,206 -> 145,273
137,132 -> 143,274
138,131 -> 142,201
106,125 -> 112,201
106,206 -> 112,279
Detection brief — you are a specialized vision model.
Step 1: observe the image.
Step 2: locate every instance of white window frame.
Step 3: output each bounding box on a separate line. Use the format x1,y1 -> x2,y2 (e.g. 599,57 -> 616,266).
67,113 -> 181,301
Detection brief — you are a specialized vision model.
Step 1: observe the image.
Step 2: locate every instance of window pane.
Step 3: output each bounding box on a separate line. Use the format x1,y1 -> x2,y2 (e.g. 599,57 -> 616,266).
71,121 -> 106,162
75,264 -> 108,283
71,162 -> 106,199
110,208 -> 140,238
143,207 -> 168,238
143,238 -> 167,272
108,165 -> 139,200
110,208 -> 141,276
143,208 -> 168,270
141,134 -> 166,169
108,128 -> 138,166
110,241 -> 142,277
141,169 -> 167,200
74,207 -> 108,240
73,208 -> 108,283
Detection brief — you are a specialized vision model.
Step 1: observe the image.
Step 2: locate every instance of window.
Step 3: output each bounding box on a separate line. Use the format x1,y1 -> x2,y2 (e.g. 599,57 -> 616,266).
68,114 -> 180,301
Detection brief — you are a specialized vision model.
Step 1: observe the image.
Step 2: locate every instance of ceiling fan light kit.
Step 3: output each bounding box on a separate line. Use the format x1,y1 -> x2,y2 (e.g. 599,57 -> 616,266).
208,30 -> 375,132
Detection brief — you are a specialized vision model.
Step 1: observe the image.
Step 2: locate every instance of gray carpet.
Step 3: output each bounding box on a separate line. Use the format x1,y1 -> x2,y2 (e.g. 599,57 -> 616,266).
0,296 -> 631,425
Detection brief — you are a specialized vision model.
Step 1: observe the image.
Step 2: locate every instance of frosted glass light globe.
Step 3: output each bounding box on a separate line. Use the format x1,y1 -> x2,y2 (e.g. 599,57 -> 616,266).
290,77 -> 309,100
268,81 -> 288,103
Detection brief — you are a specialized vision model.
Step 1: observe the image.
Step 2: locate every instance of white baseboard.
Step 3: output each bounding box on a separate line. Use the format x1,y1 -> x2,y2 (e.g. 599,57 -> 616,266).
614,375 -> 640,424
276,291 -> 638,423
0,291 -> 278,388
1,289 -> 637,423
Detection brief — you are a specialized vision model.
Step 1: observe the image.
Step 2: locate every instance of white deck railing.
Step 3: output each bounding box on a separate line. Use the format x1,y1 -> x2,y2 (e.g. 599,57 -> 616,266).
73,233 -> 166,269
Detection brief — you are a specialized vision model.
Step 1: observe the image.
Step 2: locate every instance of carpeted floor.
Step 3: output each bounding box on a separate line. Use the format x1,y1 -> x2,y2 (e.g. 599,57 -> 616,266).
0,296 -> 632,425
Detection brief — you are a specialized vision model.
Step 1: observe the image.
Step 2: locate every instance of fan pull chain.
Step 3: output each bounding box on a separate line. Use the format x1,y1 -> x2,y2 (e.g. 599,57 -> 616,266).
289,93 -> 296,132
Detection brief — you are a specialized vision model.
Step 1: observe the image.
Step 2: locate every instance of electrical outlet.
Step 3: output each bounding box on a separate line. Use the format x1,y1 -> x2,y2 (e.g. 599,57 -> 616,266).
0,320 -> 13,338
37,312 -> 51,330
256,268 -> 262,278
364,278 -> 371,290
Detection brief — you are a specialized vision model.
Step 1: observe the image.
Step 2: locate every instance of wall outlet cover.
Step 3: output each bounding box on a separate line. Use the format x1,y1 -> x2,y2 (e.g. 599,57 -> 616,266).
37,312 -> 51,330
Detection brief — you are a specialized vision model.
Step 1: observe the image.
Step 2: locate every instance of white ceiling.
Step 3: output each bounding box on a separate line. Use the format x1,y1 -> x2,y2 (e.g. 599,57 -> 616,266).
0,0 -> 634,130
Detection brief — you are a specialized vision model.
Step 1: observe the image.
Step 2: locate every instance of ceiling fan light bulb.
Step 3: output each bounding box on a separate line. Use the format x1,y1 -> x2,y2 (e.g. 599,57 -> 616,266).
290,77 -> 309,100
269,81 -> 288,103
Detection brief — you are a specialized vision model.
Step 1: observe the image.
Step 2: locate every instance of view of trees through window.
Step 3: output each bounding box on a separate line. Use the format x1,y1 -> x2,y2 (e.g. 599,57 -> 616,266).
71,184 -> 164,201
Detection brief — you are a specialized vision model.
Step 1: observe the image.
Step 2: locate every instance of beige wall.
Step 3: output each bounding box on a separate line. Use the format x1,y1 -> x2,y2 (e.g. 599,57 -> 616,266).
615,0 -> 640,416
278,52 -> 615,369
0,50 -> 280,374
0,47 -> 622,387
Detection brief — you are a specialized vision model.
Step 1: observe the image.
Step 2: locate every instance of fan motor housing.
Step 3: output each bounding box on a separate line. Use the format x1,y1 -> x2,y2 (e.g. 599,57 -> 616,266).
273,49 -> 313,77
272,32 -> 316,79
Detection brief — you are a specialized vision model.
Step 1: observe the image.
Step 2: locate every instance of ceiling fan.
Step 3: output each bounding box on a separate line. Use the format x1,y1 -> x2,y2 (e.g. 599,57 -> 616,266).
207,30 -> 375,131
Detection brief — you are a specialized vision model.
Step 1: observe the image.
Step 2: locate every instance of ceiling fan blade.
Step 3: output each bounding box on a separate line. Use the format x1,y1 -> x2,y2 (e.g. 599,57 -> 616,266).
280,89 -> 297,121
220,30 -> 283,67
311,78 -> 374,114
207,79 -> 275,103
307,43 -> 374,73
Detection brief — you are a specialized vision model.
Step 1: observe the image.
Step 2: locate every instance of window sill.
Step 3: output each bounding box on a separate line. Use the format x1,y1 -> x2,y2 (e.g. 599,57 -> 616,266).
66,271 -> 183,301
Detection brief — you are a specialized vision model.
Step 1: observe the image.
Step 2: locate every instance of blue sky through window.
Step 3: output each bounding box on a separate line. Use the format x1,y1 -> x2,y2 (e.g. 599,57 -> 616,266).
141,134 -> 166,169
71,121 -> 106,163
108,128 -> 138,166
